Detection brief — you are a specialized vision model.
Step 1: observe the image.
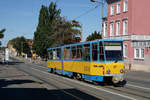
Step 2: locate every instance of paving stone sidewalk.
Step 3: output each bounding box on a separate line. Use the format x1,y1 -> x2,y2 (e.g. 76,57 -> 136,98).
0,64 -> 57,100
125,63 -> 150,72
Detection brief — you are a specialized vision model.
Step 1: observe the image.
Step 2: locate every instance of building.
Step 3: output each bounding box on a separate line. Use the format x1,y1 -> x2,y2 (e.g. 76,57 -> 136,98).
103,0 -> 150,65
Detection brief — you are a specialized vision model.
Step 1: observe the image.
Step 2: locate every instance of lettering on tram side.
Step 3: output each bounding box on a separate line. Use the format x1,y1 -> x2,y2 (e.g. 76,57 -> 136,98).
84,66 -> 90,72
93,65 -> 104,67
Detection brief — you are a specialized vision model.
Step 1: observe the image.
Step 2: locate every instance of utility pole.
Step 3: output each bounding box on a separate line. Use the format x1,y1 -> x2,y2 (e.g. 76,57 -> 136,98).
90,0 -> 104,38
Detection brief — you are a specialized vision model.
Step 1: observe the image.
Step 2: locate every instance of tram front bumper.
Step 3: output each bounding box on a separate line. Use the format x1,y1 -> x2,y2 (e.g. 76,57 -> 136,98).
104,74 -> 124,83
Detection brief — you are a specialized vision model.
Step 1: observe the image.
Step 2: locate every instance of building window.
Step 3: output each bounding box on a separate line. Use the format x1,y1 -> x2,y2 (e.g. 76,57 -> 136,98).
110,5 -> 114,16
134,48 -> 139,59
134,48 -> 144,59
123,44 -> 127,58
123,20 -> 128,35
103,22 -> 107,37
117,3 -> 121,14
141,48 -> 144,59
124,0 -> 128,12
116,21 -> 120,36
110,22 -> 114,36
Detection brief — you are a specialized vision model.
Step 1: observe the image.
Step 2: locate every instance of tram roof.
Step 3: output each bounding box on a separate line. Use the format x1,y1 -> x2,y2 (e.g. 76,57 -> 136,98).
47,39 -> 123,50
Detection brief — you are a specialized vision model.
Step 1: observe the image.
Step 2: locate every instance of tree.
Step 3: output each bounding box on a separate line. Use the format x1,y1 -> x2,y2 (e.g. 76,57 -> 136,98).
52,18 -> 82,46
0,28 -> 5,38
33,2 -> 61,58
63,20 -> 82,44
9,36 -> 30,55
33,2 -> 82,58
86,31 -> 102,41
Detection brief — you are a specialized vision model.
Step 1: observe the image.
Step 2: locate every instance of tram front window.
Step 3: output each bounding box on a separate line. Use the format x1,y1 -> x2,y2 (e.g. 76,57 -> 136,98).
105,50 -> 122,61
104,41 -> 123,61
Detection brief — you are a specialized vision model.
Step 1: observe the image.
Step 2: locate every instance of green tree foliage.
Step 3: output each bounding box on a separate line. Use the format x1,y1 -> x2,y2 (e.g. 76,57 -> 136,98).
33,2 -> 82,58
9,36 -> 30,55
86,31 -> 102,41
52,18 -> 82,46
0,28 -> 5,38
33,2 -> 61,58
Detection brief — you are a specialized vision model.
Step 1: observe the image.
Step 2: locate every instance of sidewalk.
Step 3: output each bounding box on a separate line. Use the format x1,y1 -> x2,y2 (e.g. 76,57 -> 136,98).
0,64 -> 52,100
125,63 -> 150,72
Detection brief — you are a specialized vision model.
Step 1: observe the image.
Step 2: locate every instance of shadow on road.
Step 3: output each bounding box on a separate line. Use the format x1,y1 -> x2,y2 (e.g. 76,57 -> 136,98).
0,79 -> 101,100
0,79 -> 35,88
0,61 -> 24,65
0,88 -> 101,100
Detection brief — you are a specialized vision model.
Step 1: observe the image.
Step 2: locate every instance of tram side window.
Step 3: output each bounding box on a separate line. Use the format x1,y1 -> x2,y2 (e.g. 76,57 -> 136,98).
92,43 -> 98,61
64,47 -> 71,60
56,48 -> 61,60
71,46 -> 77,60
48,50 -> 53,59
76,45 -> 83,60
52,49 -> 57,60
99,42 -> 105,61
83,44 -> 90,61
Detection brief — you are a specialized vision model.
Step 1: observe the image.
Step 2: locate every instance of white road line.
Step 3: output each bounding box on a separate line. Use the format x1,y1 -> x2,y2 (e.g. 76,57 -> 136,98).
127,84 -> 150,91
26,62 -> 48,69
29,67 -> 136,100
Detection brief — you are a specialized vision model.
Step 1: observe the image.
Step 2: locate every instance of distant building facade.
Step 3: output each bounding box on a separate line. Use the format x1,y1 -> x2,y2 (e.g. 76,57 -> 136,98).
103,0 -> 150,64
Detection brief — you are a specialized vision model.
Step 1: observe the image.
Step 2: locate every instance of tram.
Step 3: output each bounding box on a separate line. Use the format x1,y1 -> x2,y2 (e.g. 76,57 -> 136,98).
47,39 -> 125,85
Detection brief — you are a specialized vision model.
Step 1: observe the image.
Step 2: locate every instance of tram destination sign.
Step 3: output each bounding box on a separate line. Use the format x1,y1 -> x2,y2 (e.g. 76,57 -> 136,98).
104,42 -> 122,46
105,46 -> 121,51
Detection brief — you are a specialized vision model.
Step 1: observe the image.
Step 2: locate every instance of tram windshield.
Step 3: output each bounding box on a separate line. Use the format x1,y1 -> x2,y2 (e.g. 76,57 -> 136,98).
104,41 -> 123,61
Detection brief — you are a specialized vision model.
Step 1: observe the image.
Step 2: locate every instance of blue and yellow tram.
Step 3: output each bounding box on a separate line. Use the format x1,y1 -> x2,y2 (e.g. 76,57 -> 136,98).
47,39 -> 125,84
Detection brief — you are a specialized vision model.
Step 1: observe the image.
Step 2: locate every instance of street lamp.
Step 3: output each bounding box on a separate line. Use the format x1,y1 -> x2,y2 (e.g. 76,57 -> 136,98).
90,0 -> 104,37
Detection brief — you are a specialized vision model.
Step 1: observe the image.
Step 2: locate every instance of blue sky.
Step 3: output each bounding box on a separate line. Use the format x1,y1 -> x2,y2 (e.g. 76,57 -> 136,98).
0,0 -> 107,46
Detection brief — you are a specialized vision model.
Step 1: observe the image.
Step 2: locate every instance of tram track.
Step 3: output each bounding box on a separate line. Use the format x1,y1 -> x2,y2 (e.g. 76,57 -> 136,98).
15,63 -> 109,100
102,85 -> 150,100
12,59 -> 150,100
15,65 -> 84,100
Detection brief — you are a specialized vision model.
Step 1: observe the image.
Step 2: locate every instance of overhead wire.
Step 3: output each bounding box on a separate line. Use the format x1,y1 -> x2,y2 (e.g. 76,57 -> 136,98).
73,5 -> 99,20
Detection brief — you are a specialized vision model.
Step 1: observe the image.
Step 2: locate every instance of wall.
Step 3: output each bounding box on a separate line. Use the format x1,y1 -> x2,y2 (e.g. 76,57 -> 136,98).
132,0 -> 150,35
124,40 -> 134,58
107,0 -> 132,37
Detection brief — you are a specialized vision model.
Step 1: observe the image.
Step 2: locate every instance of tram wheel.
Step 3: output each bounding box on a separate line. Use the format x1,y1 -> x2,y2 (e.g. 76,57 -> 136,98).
76,73 -> 82,81
114,80 -> 127,87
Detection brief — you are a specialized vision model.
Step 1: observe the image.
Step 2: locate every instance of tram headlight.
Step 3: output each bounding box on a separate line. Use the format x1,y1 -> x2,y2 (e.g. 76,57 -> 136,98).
120,69 -> 124,73
107,69 -> 110,74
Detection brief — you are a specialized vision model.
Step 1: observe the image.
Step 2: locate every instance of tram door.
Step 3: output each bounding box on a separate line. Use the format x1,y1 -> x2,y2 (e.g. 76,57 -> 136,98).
92,42 -> 105,76
52,48 -> 63,74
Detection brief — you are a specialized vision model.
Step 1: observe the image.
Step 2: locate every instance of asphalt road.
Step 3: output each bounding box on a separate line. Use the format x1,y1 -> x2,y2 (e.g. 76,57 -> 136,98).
1,58 -> 150,100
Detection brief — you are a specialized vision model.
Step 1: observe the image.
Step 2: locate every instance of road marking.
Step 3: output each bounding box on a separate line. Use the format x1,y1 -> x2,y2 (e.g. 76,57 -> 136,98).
30,67 -> 136,100
27,68 -> 82,100
63,78 -> 136,100
21,67 -> 82,100
26,62 -> 48,69
127,84 -> 150,91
